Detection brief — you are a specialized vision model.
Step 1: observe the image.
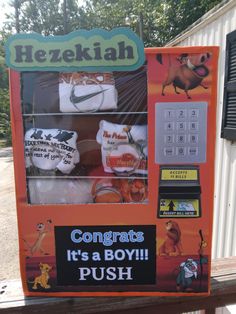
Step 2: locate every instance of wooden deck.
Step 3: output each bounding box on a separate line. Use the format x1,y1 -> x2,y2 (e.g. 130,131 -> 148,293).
0,257 -> 236,314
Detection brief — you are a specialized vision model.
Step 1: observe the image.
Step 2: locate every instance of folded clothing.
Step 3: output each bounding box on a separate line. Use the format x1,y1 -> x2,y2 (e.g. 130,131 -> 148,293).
25,128 -> 80,174
96,120 -> 147,175
28,179 -> 93,204
59,72 -> 118,112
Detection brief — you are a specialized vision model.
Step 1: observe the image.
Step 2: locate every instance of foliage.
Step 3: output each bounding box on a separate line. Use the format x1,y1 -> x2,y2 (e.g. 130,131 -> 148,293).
81,0 -> 161,46
4,0 -> 63,35
4,0 -> 83,35
154,0 -> 223,45
0,0 -> 223,147
0,57 -> 8,89
72,0 -> 223,46
0,31 -> 11,146
3,0 -> 223,46
0,88 -> 11,145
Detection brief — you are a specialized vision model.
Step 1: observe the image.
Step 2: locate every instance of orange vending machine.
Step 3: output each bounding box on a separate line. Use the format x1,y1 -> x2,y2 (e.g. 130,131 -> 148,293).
5,28 -> 218,296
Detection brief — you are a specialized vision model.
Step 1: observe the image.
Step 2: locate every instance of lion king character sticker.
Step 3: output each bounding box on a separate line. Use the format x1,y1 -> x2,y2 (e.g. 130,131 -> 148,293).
176,258 -> 199,292
156,52 -> 211,99
23,220 -> 53,257
158,220 -> 183,256
29,262 -> 52,290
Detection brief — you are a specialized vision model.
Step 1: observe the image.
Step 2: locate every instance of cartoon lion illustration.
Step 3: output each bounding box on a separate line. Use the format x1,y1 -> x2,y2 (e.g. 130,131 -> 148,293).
31,263 -> 52,290
159,220 -> 183,256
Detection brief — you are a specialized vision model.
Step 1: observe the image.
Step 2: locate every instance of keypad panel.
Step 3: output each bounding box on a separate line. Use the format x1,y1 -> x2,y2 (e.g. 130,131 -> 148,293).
155,102 -> 207,164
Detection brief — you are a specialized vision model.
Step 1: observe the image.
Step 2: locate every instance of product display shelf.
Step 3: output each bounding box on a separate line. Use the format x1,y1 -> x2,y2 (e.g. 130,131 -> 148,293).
22,70 -> 148,205
23,111 -> 148,116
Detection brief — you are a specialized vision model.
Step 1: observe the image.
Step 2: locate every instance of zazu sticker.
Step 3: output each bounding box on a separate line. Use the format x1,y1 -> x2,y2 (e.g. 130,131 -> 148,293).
159,199 -> 200,218
55,225 -> 156,286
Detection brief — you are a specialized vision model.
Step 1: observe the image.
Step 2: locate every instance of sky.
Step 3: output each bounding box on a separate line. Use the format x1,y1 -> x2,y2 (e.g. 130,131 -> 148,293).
0,0 -> 13,28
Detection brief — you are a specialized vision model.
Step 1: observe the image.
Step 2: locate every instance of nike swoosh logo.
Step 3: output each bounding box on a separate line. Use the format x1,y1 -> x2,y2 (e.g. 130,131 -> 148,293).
70,89 -> 108,104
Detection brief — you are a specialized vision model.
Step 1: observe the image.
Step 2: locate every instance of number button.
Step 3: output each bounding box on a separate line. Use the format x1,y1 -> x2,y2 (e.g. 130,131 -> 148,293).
164,135 -> 174,144
176,122 -> 186,131
189,109 -> 199,120
189,134 -> 198,144
164,122 -> 174,131
176,147 -> 186,156
177,109 -> 187,119
176,134 -> 186,144
164,110 -> 175,120
189,122 -> 199,131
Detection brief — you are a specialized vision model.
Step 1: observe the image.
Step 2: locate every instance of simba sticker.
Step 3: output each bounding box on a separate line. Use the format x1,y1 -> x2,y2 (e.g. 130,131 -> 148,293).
159,199 -> 200,218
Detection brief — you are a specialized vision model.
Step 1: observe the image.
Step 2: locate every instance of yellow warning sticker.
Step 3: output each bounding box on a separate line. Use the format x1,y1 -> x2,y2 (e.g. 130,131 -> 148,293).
159,199 -> 200,218
161,169 -> 198,181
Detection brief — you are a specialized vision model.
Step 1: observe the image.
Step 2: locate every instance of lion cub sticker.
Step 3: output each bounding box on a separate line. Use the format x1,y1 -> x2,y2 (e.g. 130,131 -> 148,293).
31,263 -> 52,290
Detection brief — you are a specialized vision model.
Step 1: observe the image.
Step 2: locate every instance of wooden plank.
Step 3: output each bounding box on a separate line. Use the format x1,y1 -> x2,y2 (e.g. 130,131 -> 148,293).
1,257 -> 236,314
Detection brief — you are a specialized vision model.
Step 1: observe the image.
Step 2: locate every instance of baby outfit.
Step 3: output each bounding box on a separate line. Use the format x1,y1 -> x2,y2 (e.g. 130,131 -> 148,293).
24,128 -> 80,174
28,179 -> 93,204
59,72 -> 118,112
96,120 -> 147,175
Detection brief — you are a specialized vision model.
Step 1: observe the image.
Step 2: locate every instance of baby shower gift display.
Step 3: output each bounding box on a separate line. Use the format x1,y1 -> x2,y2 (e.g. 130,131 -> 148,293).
96,120 -> 147,175
59,72 -> 118,112
6,28 -> 218,297
24,128 -> 80,173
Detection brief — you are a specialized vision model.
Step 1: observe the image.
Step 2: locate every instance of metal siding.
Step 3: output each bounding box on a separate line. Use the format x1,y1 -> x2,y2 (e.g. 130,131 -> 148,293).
172,2 -> 236,259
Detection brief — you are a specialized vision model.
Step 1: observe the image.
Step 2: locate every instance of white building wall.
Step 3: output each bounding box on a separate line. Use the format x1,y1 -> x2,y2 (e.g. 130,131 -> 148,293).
167,0 -> 236,259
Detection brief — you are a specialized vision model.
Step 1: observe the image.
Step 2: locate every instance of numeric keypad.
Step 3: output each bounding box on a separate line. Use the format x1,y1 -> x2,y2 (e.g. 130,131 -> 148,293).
155,102 -> 207,164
